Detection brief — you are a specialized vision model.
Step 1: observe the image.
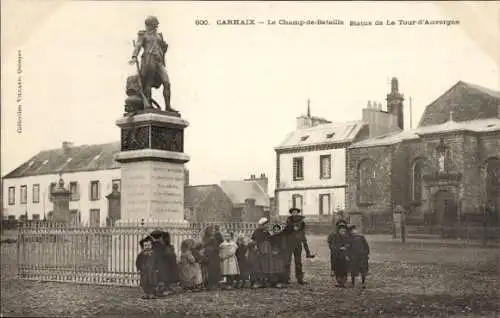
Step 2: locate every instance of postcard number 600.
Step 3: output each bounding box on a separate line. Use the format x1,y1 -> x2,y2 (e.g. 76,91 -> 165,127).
195,20 -> 209,25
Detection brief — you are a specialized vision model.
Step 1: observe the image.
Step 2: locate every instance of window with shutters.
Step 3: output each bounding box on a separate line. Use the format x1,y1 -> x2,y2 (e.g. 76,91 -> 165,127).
293,157 -> 304,181
89,209 -> 100,227
69,182 -> 79,201
90,181 -> 100,201
20,185 -> 27,204
320,155 -> 331,179
70,209 -> 81,225
8,187 -> 15,205
319,193 -> 331,215
32,184 -> 40,203
292,194 -> 303,210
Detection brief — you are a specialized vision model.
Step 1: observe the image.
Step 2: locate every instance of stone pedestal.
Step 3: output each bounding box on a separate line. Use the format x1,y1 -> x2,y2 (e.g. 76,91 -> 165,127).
110,109 -> 191,273
51,177 -> 71,224
114,109 -> 190,223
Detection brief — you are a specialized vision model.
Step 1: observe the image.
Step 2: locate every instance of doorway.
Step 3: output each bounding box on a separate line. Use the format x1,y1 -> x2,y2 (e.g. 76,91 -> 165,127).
434,190 -> 458,225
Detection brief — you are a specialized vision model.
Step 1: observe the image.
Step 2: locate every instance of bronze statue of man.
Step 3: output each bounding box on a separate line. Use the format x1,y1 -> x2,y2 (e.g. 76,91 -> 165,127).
129,16 -> 175,112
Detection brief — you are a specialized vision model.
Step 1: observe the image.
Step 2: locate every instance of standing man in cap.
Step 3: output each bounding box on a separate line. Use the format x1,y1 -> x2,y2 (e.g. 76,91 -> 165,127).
283,208 -> 309,284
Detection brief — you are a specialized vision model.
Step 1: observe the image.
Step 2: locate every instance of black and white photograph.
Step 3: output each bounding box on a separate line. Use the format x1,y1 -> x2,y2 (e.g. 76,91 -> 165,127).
1,1 -> 499,317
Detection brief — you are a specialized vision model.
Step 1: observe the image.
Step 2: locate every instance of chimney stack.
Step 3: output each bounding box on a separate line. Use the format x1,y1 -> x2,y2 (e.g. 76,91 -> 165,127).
250,174 -> 256,179
386,77 -> 405,130
260,173 -> 266,179
62,141 -> 74,149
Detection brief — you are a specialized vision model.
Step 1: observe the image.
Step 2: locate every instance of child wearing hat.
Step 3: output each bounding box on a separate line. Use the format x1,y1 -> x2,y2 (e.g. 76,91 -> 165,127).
136,236 -> 159,299
347,225 -> 370,288
327,223 -> 351,288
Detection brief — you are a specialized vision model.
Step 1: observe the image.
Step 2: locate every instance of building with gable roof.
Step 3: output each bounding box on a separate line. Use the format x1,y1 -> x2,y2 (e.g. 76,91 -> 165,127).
347,80 -> 500,226
220,173 -> 271,222
274,98 -> 379,219
2,141 -> 122,225
2,141 -> 270,225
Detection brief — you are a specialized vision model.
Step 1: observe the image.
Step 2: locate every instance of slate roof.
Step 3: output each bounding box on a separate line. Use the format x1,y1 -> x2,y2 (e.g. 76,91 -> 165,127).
3,142 -> 121,179
220,180 -> 270,207
275,120 -> 366,150
184,184 -> 227,208
351,81 -> 500,149
350,118 -> 500,149
418,81 -> 500,127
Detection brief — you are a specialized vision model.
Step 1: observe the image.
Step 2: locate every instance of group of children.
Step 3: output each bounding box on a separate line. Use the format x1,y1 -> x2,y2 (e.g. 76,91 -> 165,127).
327,220 -> 370,288
135,217 -> 370,299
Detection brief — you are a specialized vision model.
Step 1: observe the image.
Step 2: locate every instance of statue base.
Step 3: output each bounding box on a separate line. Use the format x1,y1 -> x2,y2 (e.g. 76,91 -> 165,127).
115,109 -> 190,222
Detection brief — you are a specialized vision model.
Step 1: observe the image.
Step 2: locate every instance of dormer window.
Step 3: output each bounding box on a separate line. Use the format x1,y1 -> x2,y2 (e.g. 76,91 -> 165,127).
93,154 -> 101,160
326,133 -> 335,139
66,158 -> 72,163
300,136 -> 309,141
42,159 -> 49,165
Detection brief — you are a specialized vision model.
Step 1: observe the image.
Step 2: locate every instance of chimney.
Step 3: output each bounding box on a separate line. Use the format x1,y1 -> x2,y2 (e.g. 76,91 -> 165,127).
62,141 -> 74,149
62,141 -> 74,155
245,198 -> 256,208
250,174 -> 255,179
386,77 -> 405,130
260,173 -> 266,179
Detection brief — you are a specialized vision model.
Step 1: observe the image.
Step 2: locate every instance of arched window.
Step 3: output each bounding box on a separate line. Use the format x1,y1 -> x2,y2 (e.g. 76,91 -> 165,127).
357,159 -> 376,204
411,158 -> 429,202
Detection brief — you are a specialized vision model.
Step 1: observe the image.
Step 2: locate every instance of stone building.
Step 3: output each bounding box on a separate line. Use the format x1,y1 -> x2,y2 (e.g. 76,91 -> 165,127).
221,174 -> 271,222
347,80 -> 500,226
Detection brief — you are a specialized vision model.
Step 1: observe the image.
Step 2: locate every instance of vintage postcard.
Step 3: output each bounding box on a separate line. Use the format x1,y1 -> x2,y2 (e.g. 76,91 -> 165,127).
1,1 -> 499,317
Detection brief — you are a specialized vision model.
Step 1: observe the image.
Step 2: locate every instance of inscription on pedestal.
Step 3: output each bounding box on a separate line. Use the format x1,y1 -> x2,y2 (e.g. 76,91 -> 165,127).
150,163 -> 184,219
121,163 -> 151,221
121,161 -> 185,221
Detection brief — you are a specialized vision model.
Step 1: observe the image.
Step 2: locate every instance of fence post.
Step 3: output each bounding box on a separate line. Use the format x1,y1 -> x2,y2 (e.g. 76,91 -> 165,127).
482,205 -> 488,247
16,222 -> 21,278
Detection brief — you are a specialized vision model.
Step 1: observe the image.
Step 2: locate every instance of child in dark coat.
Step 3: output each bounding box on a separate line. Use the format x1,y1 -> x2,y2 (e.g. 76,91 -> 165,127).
246,241 -> 261,288
150,230 -> 179,295
235,236 -> 249,288
348,225 -> 370,288
136,236 -> 158,299
327,224 -> 351,288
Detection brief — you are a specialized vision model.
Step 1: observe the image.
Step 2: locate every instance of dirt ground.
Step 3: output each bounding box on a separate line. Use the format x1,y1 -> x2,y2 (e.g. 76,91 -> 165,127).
1,234 -> 499,317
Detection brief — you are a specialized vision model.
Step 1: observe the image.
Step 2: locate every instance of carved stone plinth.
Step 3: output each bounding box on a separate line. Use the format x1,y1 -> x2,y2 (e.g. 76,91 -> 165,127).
51,177 -> 71,224
115,109 -> 190,223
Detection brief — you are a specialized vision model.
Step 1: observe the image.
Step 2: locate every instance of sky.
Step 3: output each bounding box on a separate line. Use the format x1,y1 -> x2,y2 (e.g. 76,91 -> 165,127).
1,1 -> 499,195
